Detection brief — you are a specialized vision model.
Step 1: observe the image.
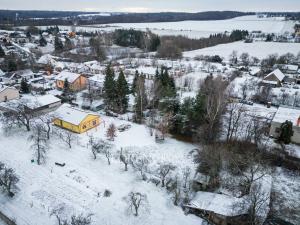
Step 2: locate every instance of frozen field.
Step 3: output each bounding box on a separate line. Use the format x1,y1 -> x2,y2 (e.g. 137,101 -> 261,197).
184,41 -> 300,60
0,115 -> 201,225
35,15 -> 296,39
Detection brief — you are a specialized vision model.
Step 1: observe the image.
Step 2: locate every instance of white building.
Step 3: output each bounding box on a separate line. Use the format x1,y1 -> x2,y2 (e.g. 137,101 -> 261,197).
269,106 -> 300,144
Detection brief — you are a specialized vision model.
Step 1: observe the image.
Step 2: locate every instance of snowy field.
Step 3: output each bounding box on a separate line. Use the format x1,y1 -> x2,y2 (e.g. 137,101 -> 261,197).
184,41 -> 300,60
34,15 -> 296,39
0,115 -> 201,225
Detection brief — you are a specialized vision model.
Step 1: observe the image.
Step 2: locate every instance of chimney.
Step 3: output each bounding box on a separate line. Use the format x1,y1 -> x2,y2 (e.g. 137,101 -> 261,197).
297,117 -> 300,126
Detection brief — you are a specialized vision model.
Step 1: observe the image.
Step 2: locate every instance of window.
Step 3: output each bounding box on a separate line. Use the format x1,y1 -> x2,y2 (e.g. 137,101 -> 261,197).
92,120 -> 97,126
275,127 -> 280,133
4,96 -> 7,102
82,125 -> 86,129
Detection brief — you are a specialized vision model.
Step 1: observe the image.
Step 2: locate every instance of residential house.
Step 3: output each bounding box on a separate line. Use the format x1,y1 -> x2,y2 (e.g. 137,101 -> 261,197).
262,69 -> 285,87
269,106 -> 300,144
53,104 -> 100,133
55,71 -> 87,91
2,69 -> 34,85
0,86 -> 19,102
88,74 -> 105,94
0,94 -> 61,115
274,64 -> 299,74
185,176 -> 272,225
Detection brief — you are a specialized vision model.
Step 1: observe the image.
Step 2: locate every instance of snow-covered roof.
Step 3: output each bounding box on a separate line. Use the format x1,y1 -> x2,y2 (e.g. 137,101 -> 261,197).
262,80 -> 278,85
88,74 -> 105,83
54,104 -> 99,125
187,191 -> 246,216
264,69 -> 285,82
272,106 -> 300,126
282,64 -> 298,71
55,71 -> 81,83
0,85 -> 18,93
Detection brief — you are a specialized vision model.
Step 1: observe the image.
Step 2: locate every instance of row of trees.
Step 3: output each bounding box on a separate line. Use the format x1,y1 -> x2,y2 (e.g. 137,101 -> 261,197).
103,66 -> 129,114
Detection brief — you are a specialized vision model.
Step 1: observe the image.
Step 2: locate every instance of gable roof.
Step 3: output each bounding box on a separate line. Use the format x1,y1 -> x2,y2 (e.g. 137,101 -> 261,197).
55,71 -> 81,83
264,69 -> 285,82
0,85 -> 18,94
54,104 -> 99,125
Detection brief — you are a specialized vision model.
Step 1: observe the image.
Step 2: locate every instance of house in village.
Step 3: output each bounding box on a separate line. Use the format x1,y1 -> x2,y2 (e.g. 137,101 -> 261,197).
88,74 -> 105,94
262,69 -> 285,87
269,106 -> 300,144
55,71 -> 87,91
0,94 -> 61,115
185,176 -> 272,225
0,86 -> 19,102
1,69 -> 35,84
53,104 -> 100,133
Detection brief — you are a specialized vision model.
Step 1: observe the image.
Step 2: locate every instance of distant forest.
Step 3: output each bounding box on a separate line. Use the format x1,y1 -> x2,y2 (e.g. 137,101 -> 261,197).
0,10 -> 254,26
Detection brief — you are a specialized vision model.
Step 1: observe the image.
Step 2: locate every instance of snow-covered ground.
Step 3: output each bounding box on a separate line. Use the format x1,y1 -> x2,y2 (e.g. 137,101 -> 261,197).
0,115 -> 201,225
33,15 -> 295,39
184,41 -> 300,60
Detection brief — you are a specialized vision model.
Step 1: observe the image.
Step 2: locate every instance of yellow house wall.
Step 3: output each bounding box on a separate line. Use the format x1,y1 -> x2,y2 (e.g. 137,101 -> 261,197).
53,118 -> 80,133
53,114 -> 100,134
79,115 -> 100,133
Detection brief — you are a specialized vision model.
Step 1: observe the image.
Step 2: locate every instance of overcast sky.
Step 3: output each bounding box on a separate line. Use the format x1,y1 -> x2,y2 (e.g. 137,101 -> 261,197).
1,0 -> 299,12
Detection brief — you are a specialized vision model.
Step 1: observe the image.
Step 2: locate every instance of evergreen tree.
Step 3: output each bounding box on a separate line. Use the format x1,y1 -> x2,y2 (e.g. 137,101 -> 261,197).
135,75 -> 147,123
0,45 -> 5,57
148,35 -> 160,51
54,36 -> 64,52
131,70 -> 139,94
26,31 -> 31,40
63,78 -> 70,94
20,78 -> 30,93
278,120 -> 294,144
116,70 -> 129,113
103,65 -> 116,111
39,36 -> 47,47
64,36 -> 73,50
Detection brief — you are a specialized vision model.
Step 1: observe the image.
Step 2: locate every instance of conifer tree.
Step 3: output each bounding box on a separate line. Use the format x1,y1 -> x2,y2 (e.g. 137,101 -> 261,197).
116,70 -> 129,114
63,78 -> 70,94
0,45 -> 5,57
20,78 -> 30,93
135,75 -> 147,123
64,36 -> 73,50
103,65 -> 116,111
54,36 -> 64,52
39,36 -> 47,47
278,120 -> 294,144
131,70 -> 139,94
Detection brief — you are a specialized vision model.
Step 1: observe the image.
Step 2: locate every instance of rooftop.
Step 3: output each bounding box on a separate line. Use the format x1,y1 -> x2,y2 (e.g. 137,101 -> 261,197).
272,106 -> 300,126
55,71 -> 81,83
54,104 -> 99,125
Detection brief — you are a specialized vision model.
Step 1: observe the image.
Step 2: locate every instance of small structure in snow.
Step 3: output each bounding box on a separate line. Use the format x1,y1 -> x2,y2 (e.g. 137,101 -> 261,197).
262,69 -> 285,87
53,104 -> 100,133
269,106 -> 300,144
55,71 -> 87,91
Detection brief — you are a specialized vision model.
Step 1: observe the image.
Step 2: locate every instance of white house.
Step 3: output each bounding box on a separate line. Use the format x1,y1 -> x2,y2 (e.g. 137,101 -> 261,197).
262,69 -> 285,87
88,74 -> 105,93
269,106 -> 300,144
0,86 -> 20,102
1,69 -> 35,84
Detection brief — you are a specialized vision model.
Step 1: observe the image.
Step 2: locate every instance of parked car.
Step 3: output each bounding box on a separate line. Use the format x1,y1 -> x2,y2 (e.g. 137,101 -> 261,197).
239,99 -> 254,105
117,124 -> 131,132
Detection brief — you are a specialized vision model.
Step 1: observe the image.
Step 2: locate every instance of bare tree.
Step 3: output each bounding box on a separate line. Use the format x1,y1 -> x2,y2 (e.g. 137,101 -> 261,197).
106,123 -> 117,141
237,182 -> 270,225
119,148 -> 131,171
28,124 -> 49,165
0,99 -> 35,132
91,139 -> 113,164
131,156 -> 149,180
229,50 -> 238,65
56,129 -> 76,149
240,52 -> 250,68
51,206 -> 92,225
126,192 -> 148,217
39,114 -> 55,140
0,165 -> 19,197
157,163 -> 176,187
225,103 -> 245,143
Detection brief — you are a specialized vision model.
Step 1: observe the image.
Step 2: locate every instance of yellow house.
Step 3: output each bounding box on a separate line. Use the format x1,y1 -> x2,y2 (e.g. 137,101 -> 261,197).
55,71 -> 87,91
53,104 -> 100,133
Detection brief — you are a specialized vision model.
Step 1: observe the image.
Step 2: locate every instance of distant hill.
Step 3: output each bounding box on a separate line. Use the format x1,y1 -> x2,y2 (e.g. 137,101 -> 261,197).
0,10 -> 254,26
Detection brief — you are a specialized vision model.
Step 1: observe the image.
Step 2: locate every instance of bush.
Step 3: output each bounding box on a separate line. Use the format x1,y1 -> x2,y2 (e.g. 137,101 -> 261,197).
103,189 -> 112,197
